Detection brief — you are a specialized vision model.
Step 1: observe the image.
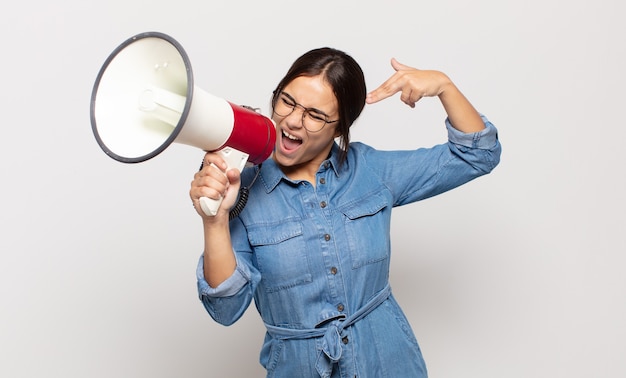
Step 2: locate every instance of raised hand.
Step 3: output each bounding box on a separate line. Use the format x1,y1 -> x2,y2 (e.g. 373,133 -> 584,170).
366,58 -> 451,108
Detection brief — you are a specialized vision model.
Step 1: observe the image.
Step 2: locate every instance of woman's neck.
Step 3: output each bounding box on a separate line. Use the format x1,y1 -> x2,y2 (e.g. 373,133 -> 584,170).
275,157 -> 326,187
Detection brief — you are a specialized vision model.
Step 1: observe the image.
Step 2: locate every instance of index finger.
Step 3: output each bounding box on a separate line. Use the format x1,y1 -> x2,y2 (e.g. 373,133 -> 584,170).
199,152 -> 228,172
366,74 -> 403,104
366,58 -> 409,104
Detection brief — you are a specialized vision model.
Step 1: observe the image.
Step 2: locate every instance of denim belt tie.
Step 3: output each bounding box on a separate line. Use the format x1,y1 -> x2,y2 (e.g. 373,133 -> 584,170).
264,284 -> 391,378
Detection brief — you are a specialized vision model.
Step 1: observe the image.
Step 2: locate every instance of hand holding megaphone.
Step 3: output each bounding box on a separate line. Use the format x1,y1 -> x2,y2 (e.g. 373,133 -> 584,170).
197,147 -> 248,216
192,149 -> 243,218
90,32 -> 276,217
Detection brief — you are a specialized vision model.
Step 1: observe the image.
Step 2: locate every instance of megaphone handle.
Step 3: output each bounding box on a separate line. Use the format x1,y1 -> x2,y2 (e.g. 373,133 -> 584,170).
199,147 -> 249,217
199,195 -> 223,217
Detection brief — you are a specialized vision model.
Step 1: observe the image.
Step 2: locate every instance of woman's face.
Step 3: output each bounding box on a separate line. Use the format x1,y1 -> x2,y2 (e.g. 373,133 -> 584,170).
272,75 -> 339,175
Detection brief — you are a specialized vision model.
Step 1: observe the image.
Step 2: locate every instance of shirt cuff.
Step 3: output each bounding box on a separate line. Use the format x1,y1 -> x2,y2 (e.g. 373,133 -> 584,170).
196,253 -> 250,298
445,114 -> 498,149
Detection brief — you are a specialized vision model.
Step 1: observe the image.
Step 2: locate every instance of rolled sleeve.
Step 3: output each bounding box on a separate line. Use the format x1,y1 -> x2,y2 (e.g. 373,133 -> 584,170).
196,253 -> 252,298
446,115 -> 499,150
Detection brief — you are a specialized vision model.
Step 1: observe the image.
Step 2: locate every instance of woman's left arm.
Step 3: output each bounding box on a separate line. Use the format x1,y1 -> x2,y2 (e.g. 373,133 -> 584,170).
366,58 -> 485,133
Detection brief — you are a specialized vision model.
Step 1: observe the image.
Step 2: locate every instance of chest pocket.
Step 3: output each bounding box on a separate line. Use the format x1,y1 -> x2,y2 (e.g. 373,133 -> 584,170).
248,219 -> 312,293
338,190 -> 391,269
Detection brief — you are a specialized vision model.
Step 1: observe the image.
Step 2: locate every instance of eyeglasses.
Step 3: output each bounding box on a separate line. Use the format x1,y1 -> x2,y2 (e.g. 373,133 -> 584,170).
273,91 -> 339,133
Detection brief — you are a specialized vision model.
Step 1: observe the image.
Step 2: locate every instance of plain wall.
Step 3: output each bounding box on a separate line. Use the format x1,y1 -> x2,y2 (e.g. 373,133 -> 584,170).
1,0 -> 624,377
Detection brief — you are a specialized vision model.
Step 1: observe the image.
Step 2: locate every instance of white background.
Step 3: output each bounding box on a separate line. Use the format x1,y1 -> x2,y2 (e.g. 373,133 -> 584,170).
1,0 -> 624,377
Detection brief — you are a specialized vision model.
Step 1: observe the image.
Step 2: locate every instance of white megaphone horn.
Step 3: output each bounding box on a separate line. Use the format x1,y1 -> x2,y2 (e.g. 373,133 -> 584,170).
90,32 -> 276,216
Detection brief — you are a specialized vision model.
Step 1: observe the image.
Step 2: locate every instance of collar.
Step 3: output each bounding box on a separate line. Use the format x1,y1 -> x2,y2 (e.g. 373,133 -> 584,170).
259,143 -> 345,193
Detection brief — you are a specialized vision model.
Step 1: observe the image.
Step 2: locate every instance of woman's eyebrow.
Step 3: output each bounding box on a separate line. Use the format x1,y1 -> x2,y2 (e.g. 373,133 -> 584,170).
281,91 -> 330,117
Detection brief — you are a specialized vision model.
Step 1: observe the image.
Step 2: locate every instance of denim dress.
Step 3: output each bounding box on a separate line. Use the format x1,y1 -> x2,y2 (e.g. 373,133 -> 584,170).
197,117 -> 501,377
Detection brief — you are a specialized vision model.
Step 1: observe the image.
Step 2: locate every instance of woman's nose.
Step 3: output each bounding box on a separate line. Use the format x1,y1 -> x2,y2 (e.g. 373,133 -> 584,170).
284,107 -> 305,128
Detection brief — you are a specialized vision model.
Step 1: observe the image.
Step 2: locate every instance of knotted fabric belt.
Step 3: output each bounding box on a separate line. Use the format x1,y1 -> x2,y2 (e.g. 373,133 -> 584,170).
264,284 -> 392,378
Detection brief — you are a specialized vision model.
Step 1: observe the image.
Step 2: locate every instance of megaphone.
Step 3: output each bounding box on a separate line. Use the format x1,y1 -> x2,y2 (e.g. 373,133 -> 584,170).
90,32 -> 276,216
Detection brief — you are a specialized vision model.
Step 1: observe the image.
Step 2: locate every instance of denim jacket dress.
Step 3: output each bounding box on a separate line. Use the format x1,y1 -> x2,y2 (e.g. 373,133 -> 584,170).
197,116 -> 501,378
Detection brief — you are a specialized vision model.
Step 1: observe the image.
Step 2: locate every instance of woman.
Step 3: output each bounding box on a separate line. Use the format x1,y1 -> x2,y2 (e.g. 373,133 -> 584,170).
190,47 -> 501,377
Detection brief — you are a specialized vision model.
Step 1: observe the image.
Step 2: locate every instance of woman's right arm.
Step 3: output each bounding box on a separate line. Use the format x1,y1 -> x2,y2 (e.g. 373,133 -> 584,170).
190,152 -> 242,288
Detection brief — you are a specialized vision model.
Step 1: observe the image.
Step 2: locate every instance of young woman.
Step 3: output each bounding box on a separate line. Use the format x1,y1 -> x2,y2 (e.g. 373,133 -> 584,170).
190,47 -> 501,378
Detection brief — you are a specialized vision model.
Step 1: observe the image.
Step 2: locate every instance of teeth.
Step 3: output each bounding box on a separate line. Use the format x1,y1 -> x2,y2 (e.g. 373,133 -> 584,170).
283,130 -> 301,141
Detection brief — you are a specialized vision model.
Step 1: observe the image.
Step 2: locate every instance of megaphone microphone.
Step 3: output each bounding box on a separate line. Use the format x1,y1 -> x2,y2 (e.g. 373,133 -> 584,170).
90,32 -> 276,216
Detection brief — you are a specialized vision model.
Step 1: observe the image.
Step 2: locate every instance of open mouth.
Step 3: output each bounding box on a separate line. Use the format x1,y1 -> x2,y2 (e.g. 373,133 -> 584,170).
281,129 -> 303,151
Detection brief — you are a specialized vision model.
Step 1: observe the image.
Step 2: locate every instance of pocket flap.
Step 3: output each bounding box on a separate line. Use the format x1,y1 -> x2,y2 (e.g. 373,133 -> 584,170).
248,219 -> 303,246
339,191 -> 388,220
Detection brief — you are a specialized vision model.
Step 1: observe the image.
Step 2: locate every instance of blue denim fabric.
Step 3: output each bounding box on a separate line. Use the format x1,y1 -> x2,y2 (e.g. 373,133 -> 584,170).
197,116 -> 501,377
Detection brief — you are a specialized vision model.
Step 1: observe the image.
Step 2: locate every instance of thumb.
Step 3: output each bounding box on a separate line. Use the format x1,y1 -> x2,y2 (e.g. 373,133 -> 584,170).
221,168 -> 242,208
390,57 -> 412,71
226,167 -> 241,184
226,168 -> 242,194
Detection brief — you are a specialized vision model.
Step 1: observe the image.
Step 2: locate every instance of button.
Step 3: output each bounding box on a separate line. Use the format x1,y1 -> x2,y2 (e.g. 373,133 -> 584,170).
319,178 -> 326,185
337,304 -> 344,312
342,336 -> 349,344
330,267 -> 337,275
324,234 -> 331,241
320,201 -> 327,208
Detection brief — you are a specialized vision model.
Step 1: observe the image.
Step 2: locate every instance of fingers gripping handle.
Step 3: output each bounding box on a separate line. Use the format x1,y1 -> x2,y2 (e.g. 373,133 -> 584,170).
199,147 -> 249,216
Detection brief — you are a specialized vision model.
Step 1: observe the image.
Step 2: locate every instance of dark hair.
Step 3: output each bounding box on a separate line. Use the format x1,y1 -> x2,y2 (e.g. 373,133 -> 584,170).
271,47 -> 366,166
